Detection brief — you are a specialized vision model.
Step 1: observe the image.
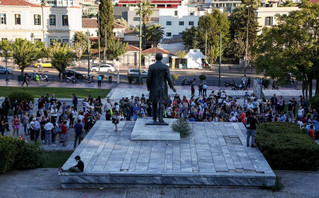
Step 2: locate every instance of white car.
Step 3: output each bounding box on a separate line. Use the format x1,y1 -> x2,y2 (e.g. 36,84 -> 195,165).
90,64 -> 115,73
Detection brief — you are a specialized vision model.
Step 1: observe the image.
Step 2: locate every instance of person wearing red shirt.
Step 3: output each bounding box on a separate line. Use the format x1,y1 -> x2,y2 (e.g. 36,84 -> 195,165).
239,111 -> 246,124
61,121 -> 68,147
308,125 -> 315,140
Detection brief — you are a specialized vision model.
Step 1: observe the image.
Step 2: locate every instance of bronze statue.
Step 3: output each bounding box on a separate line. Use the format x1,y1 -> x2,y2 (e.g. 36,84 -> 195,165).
147,53 -> 176,125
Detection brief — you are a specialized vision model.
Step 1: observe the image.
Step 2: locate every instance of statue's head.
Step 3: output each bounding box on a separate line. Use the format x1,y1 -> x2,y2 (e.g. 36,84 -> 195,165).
155,53 -> 163,61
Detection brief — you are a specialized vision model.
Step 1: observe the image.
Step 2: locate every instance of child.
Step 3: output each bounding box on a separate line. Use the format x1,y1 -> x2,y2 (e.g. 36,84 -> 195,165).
112,110 -> 119,132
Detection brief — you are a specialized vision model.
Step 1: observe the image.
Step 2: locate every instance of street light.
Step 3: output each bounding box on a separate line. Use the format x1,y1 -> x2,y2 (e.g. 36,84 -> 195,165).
96,0 -> 101,72
244,5 -> 251,77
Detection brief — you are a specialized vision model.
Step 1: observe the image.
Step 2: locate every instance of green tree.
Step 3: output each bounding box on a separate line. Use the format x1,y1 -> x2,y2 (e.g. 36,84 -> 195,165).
182,26 -> 199,49
145,24 -> 164,47
228,0 -> 259,63
107,39 -> 128,60
254,1 -> 319,99
136,1 -> 154,49
182,10 -> 229,64
74,31 -> 88,62
0,40 -> 12,57
12,39 -> 42,76
99,0 -> 114,59
50,43 -> 75,81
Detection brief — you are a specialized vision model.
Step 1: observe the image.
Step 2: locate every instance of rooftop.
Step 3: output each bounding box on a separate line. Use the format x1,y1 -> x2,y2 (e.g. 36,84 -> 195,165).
142,47 -> 175,55
0,0 -> 41,7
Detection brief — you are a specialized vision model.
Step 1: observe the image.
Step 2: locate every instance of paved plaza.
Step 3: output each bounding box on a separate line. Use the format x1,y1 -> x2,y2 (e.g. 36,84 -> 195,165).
59,119 -> 275,188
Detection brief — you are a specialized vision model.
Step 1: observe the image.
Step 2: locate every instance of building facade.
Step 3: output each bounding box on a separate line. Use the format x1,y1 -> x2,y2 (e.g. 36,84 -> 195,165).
118,0 -> 182,8
159,6 -> 208,39
0,0 -> 82,46
26,0 -> 80,7
256,5 -> 300,34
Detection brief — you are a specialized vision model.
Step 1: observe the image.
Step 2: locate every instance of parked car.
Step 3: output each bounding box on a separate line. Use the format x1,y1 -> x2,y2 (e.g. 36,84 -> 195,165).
90,64 -> 115,73
0,65 -> 12,74
63,69 -> 85,79
127,68 -> 148,78
34,60 -> 53,68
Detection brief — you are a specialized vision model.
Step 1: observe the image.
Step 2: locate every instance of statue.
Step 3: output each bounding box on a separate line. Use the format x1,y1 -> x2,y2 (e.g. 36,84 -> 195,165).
147,53 -> 176,125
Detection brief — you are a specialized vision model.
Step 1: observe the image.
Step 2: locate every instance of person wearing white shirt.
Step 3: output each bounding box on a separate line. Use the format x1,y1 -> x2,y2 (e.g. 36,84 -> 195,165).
44,121 -> 54,145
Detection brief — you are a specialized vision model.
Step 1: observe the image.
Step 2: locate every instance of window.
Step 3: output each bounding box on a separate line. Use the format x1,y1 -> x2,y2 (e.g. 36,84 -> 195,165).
133,17 -> 140,21
49,15 -> 56,25
166,32 -> 171,37
0,14 -> 6,24
179,21 -> 184,26
62,15 -> 68,26
189,21 -> 194,26
50,38 -> 57,45
15,14 -> 21,25
166,21 -> 172,26
62,39 -> 69,45
265,16 -> 273,26
34,14 -> 41,25
174,11 -> 178,16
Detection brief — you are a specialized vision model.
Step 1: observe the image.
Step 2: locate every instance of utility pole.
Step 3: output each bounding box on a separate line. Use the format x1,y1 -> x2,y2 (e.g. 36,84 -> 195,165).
138,2 -> 142,85
104,26 -> 107,62
244,5 -> 251,77
87,30 -> 90,78
97,1 -> 101,72
219,32 -> 222,87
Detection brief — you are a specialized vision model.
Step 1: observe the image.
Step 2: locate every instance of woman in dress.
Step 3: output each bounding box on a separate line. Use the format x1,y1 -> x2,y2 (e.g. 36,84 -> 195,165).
12,114 -> 21,137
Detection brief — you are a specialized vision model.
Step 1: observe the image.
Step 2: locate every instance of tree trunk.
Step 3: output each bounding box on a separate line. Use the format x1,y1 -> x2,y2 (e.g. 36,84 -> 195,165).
20,67 -> 24,77
302,81 -> 305,99
316,78 -> 319,96
309,78 -> 313,100
143,24 -> 146,50
59,72 -> 62,82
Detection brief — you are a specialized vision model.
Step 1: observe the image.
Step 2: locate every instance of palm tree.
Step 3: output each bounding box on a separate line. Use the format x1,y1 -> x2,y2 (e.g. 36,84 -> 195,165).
50,43 -> 75,81
12,39 -> 42,76
136,1 -> 154,49
146,24 -> 164,47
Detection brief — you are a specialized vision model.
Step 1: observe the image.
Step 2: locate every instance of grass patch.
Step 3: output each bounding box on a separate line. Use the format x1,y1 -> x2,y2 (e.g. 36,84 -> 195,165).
41,151 -> 73,168
261,177 -> 284,192
0,86 -> 110,98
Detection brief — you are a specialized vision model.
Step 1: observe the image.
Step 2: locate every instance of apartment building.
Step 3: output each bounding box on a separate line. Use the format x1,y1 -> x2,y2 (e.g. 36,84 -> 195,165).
159,5 -> 208,39
0,0 -> 82,46
256,5 -> 300,34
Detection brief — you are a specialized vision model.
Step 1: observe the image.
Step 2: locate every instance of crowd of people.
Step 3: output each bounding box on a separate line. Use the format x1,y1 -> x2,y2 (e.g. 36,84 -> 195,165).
1,88 -> 318,148
0,93 -> 101,148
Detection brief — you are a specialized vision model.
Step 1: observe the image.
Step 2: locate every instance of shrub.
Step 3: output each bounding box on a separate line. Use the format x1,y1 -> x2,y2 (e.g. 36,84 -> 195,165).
308,95 -> 319,113
199,75 -> 206,81
256,122 -> 319,171
0,136 -> 19,174
262,78 -> 270,89
14,141 -> 44,170
8,91 -> 34,103
172,118 -> 191,137
0,136 -> 43,173
171,74 -> 178,85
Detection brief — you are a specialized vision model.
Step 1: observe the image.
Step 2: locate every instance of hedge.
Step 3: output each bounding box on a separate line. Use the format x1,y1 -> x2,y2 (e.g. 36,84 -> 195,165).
8,91 -> 34,103
256,122 -> 319,171
0,136 -> 44,174
308,95 -> 319,114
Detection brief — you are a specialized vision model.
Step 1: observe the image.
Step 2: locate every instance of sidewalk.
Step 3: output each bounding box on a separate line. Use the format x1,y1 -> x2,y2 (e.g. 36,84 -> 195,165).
0,168 -> 318,198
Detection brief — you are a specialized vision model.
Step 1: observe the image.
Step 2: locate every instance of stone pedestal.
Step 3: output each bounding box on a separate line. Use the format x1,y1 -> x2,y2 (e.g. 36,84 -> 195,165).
130,118 -> 180,141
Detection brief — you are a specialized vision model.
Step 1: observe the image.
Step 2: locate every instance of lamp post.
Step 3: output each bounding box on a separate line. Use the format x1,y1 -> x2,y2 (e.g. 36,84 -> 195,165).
219,33 -> 222,87
97,0 -> 101,72
87,29 -> 90,78
244,5 -> 251,77
138,2 -> 142,85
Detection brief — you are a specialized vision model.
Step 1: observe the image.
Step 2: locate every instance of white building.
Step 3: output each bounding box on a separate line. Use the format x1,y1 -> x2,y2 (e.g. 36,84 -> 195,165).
256,5 -> 300,34
159,6 -> 208,39
26,0 -> 80,7
0,0 -> 82,46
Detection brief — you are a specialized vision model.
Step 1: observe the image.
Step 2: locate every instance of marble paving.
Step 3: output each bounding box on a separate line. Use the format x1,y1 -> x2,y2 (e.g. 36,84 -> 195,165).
131,118 -> 180,141
59,120 -> 275,188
